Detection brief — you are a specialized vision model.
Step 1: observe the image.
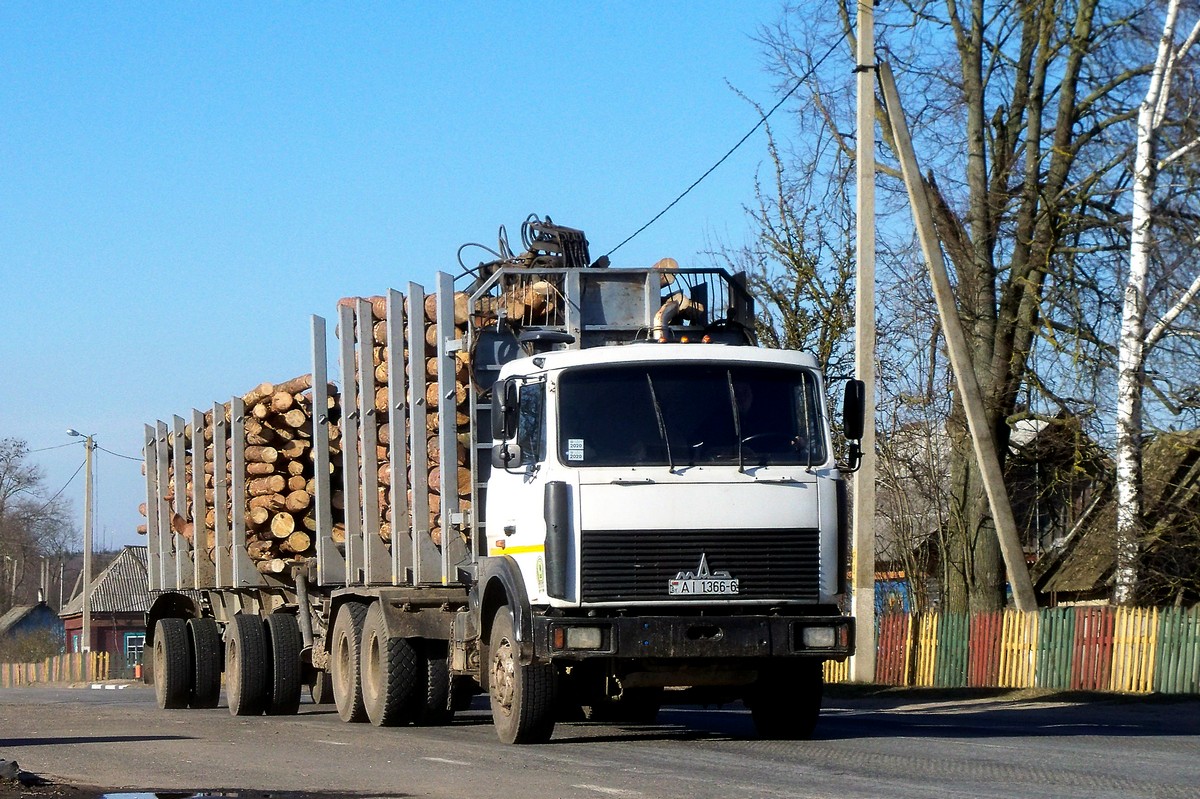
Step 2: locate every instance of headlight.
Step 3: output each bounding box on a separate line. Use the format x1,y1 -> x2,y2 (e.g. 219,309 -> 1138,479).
565,626 -> 604,650
553,625 -> 604,650
801,626 -> 837,648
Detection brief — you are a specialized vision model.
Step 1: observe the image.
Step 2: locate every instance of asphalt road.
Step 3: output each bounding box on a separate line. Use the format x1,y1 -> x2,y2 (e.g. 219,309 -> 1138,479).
1,684 -> 1197,799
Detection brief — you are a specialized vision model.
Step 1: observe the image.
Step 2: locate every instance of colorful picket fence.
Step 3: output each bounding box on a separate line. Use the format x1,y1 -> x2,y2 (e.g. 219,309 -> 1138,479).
833,605 -> 1200,694
0,651 -> 110,688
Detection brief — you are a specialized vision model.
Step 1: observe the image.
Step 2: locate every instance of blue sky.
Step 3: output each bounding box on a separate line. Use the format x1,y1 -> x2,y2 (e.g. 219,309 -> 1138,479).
0,2 -> 815,549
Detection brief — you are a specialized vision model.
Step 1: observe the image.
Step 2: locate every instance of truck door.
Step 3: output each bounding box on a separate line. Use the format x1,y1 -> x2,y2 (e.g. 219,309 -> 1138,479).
486,378 -> 552,601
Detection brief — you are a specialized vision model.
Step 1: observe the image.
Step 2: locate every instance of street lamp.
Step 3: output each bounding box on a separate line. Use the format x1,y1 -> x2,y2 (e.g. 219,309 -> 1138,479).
67,429 -> 94,654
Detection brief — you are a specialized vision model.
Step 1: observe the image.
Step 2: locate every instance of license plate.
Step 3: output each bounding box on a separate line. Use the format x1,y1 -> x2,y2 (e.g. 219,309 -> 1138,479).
669,578 -> 740,596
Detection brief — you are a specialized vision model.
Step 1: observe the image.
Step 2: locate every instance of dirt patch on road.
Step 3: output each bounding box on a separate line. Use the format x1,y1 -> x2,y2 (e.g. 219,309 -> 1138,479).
0,775 -> 103,799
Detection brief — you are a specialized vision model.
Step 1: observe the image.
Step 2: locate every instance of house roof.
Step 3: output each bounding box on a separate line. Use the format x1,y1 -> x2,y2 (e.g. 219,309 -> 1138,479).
1034,429 -> 1200,599
61,545 -> 149,616
0,603 -> 52,636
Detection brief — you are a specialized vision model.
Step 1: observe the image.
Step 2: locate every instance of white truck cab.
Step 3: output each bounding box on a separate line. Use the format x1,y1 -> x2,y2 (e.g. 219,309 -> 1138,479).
486,344 -> 844,609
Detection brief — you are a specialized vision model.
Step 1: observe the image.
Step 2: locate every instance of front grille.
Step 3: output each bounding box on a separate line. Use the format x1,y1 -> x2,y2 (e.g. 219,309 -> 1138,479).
580,528 -> 821,603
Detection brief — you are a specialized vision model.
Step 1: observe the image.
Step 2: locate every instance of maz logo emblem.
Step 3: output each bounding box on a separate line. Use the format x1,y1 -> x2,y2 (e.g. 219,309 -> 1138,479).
668,553 -> 739,596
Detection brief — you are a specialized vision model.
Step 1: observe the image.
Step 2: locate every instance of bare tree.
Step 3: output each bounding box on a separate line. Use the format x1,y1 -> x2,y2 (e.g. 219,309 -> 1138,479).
1116,0 -> 1200,605
0,438 -> 76,613
738,125 -> 857,385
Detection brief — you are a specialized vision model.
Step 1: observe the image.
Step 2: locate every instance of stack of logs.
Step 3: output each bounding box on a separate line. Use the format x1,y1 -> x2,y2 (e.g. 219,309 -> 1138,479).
141,277 -> 562,581
139,374 -> 345,578
339,292 -> 473,550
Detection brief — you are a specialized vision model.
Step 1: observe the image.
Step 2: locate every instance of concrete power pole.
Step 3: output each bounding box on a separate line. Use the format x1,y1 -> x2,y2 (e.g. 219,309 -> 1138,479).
877,62 -> 1037,612
851,0 -> 878,683
68,428 -> 96,652
82,434 -> 94,652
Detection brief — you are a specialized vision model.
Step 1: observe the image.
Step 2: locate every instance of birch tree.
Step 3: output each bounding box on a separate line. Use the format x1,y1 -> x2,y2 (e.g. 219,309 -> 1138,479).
1116,0 -> 1200,605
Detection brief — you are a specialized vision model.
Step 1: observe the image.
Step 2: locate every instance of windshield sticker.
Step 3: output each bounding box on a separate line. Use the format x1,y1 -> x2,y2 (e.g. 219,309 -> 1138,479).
568,438 -> 585,461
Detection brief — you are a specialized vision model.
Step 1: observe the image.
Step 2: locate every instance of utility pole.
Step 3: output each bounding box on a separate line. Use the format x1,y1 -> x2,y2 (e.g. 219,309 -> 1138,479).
877,63 -> 1037,612
851,0 -> 878,682
68,429 -> 95,652
82,434 -> 94,653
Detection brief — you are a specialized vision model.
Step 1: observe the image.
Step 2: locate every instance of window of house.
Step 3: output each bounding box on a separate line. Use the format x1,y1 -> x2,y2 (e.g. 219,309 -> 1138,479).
124,632 -> 146,667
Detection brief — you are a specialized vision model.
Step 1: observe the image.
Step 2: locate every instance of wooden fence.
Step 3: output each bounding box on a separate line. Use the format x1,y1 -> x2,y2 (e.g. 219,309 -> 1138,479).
0,651 -> 110,688
825,605 -> 1200,694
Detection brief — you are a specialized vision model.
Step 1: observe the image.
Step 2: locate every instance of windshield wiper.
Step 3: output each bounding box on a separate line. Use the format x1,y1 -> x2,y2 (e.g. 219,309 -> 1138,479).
645,373 -> 676,473
727,370 -> 745,473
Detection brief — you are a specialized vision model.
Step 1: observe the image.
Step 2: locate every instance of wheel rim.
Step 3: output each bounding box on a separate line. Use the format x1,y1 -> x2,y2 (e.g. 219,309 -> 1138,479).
153,638 -> 166,701
227,636 -> 239,695
336,631 -> 352,691
153,639 -> 164,679
364,632 -> 380,699
490,635 -> 516,715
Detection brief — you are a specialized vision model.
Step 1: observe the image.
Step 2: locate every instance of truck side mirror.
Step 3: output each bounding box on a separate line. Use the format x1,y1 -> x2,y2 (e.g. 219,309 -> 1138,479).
842,379 -> 865,442
490,379 -> 520,440
841,379 -> 866,473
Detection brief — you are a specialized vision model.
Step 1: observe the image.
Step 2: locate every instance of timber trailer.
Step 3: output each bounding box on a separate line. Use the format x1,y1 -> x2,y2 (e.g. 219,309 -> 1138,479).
142,217 -> 863,743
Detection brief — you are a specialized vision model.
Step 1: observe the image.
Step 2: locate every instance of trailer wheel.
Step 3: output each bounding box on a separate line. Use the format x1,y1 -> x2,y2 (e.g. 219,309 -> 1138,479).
415,640 -> 453,726
152,618 -> 190,710
330,601 -> 369,723
225,614 -> 268,716
264,614 -> 303,715
309,670 -> 335,704
488,606 -> 555,744
748,660 -> 823,740
360,601 -> 421,727
186,617 -> 222,709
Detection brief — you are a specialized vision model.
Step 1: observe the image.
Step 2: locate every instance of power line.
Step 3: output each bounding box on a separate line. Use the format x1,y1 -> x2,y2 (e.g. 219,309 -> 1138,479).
29,441 -> 82,453
37,460 -> 85,512
97,445 -> 142,462
604,31 -> 850,259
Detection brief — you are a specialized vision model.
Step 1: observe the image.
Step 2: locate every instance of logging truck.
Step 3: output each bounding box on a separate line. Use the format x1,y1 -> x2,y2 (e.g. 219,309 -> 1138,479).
141,218 -> 862,744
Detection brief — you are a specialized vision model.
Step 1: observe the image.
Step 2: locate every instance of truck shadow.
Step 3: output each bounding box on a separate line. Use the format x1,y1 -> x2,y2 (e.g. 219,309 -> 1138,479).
588,697 -> 1200,743
547,722 -> 734,745
0,734 -> 195,747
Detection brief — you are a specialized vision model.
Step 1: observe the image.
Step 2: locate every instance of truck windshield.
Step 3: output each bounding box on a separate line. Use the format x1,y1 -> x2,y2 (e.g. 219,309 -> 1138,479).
557,363 -> 827,467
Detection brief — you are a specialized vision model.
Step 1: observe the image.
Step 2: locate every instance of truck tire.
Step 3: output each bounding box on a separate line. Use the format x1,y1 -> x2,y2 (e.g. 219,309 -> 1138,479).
360,601 -> 422,727
309,670 -> 335,705
186,617 -> 222,709
488,606 -> 555,744
330,601 -> 369,723
415,640 -> 453,726
264,614 -> 303,716
225,614 -> 268,716
152,618 -> 190,710
748,660 -> 823,740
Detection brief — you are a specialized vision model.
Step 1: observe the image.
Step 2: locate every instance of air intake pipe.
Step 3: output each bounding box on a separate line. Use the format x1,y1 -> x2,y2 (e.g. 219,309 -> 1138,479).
544,481 -> 570,599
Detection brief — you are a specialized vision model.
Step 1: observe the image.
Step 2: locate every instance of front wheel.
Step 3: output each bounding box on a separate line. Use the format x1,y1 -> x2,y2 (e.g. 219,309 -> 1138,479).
488,606 -> 555,744
747,659 -> 823,740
